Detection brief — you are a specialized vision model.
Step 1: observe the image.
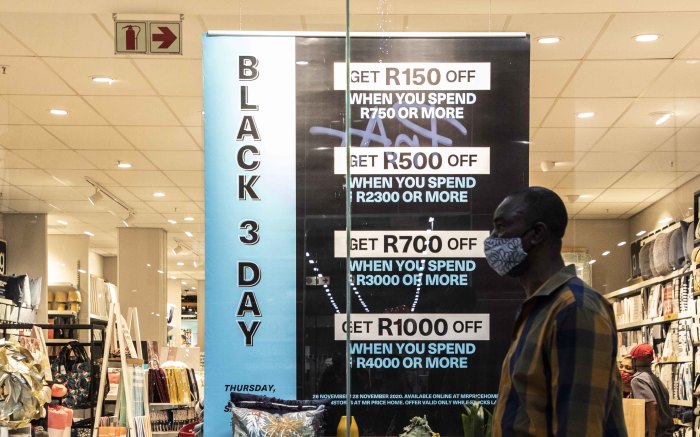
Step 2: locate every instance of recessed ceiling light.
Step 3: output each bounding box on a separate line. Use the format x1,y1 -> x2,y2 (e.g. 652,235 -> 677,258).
177,262 -> 184,266
57,219 -> 68,225
153,192 -> 166,197
184,231 -> 193,237
686,60 -> 700,65
168,219 -> 177,224
588,259 -> 597,265
617,241 -> 626,247
602,250 -> 611,256
184,216 -> 194,222
157,270 -> 164,274
295,61 -> 309,65
170,276 -> 177,280
49,109 -> 68,116
84,231 -> 95,237
181,280 -> 187,285
633,34 -> 660,42
537,36 -> 562,44
658,217 -> 673,224
91,76 -> 114,84
117,161 -> 132,169
652,112 -> 673,125
576,112 -> 595,119
636,230 -> 646,236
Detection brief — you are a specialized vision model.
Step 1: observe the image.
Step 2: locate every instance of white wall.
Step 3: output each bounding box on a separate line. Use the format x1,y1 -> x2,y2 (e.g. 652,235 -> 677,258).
48,234 -> 89,286
89,251 -> 104,279
103,256 -> 118,285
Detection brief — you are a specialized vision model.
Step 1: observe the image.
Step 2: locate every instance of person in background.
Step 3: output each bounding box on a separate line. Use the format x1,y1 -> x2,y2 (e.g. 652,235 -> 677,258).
486,187 -> 627,436
627,344 -> 673,437
619,356 -> 634,397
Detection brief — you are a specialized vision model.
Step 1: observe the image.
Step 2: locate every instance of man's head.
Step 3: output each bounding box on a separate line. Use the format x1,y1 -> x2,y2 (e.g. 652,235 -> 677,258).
627,343 -> 654,366
485,187 -> 568,277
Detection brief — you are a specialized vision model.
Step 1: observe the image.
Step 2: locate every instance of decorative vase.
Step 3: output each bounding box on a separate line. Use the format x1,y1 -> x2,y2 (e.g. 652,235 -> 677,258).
337,415 -> 359,437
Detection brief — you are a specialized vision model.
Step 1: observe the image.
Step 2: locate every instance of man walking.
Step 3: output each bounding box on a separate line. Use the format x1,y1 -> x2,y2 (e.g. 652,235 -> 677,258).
486,187 -> 627,436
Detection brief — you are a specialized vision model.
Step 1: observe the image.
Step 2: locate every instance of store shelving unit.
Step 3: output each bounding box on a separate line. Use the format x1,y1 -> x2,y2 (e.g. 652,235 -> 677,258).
605,211 -> 698,432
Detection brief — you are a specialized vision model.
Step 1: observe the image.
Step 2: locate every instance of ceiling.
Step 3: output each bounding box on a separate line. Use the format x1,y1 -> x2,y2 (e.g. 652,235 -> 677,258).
1,1 -> 699,282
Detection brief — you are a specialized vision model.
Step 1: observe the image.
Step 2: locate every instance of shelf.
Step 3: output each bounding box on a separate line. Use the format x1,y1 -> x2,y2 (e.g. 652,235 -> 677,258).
45,338 -> 78,344
48,310 -> 78,317
90,314 -> 109,323
0,297 -> 13,306
616,313 -> 693,331
669,399 -> 693,407
655,358 -> 693,364
150,402 -> 192,410
152,432 -> 179,436
605,266 -> 693,300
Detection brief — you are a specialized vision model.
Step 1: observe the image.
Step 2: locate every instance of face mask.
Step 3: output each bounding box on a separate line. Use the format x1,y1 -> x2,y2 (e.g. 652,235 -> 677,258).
483,228 -> 532,276
620,370 -> 634,384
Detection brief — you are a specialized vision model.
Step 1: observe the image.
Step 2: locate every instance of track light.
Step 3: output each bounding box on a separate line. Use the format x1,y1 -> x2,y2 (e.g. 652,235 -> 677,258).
540,161 -> 556,172
172,244 -> 184,255
88,189 -> 103,205
123,213 -> 135,227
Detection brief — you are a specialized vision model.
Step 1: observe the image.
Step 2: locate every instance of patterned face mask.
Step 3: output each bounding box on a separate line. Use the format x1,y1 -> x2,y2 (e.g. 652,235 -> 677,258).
483,229 -> 531,276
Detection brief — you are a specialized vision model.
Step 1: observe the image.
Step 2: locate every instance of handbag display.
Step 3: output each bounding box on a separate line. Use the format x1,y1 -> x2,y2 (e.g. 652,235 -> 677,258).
51,341 -> 99,408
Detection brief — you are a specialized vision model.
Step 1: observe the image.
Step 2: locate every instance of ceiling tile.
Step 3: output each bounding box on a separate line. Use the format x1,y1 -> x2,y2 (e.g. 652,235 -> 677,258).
542,98 -> 632,127
0,184 -> 36,200
116,126 -> 199,150
562,60 -> 667,98
588,12 -> 700,60
180,186 -> 204,201
0,150 -> 35,168
591,127 -> 674,152
0,168 -> 56,186
13,149 -> 96,170
643,188 -> 674,204
406,14 -> 508,32
127,186 -> 190,202
611,171 -> 679,189
679,34 -> 700,59
163,97 -> 202,126
96,186 -> 140,202
625,202 -> 655,217
302,15 -> 345,31
186,126 -> 202,146
44,58 -> 156,96
4,199 -> 51,213
18,185 -> 92,201
0,13 -> 113,57
149,201 -> 202,214
633,151 -> 700,172
46,126 -> 134,150
0,56 -> 74,95
667,172 -> 700,189
658,127 -> 700,151
105,170 -> 174,187
76,212 -> 127,225
134,59 -> 202,96
0,23 -> 31,55
4,95 -> 107,125
529,171 -> 566,187
580,202 -> 637,215
594,188 -> 659,203
164,171 -> 203,187
0,125 -> 67,149
127,213 -> 166,226
530,98 -> 554,127
506,13 -> 609,60
142,151 -> 203,171
49,199 -> 105,213
0,98 -> 35,125
531,61 -> 578,98
575,151 -> 647,172
48,169 -> 118,188
202,14 -> 304,31
77,150 -> 156,171
614,98 -> 700,127
644,60 -> 700,98
557,171 -> 625,189
529,151 -> 582,172
531,127 -> 606,152
83,96 -> 180,126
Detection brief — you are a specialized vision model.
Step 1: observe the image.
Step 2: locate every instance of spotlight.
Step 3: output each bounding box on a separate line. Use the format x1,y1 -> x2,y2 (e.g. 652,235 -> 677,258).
123,213 -> 135,227
88,189 -> 103,205
172,245 -> 184,255
540,161 -> 556,172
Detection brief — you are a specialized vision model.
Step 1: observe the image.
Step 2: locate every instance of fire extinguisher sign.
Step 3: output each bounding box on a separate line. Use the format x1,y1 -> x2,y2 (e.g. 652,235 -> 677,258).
115,21 -> 148,54
115,20 -> 182,55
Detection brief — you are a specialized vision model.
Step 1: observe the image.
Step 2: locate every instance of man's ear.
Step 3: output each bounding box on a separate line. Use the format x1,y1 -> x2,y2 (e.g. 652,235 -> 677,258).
529,221 -> 548,246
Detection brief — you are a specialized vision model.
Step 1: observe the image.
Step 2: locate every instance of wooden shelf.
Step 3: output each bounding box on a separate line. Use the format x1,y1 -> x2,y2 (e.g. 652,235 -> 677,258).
90,314 -> 109,323
45,338 -> 78,344
616,313 -> 693,331
655,358 -> 692,364
150,402 -> 192,410
605,267 -> 693,300
48,310 -> 78,317
152,432 -> 179,436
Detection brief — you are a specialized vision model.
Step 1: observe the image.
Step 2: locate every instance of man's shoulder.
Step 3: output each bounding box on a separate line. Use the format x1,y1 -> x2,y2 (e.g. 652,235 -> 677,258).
547,276 -> 614,322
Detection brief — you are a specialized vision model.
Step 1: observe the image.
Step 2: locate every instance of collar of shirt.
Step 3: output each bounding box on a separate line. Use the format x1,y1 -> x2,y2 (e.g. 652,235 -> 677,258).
512,264 -> 578,329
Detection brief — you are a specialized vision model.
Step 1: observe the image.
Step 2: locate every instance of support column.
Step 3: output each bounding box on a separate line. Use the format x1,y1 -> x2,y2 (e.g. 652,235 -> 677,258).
197,280 -> 205,350
118,227 -> 168,344
3,214 -> 48,323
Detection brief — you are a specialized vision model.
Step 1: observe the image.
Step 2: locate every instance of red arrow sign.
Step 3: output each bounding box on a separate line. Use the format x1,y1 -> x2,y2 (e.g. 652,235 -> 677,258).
152,26 -> 177,49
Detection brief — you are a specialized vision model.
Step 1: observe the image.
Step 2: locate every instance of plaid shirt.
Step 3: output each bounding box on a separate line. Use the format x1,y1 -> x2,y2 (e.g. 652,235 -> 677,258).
492,265 -> 627,437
